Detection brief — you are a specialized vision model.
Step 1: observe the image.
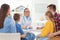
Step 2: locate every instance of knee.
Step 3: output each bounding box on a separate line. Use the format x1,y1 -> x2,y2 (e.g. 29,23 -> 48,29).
31,34 -> 35,39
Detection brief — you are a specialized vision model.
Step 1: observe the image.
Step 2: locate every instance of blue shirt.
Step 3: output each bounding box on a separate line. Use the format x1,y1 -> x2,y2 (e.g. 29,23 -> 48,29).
0,16 -> 17,33
21,16 -> 32,28
16,22 -> 24,34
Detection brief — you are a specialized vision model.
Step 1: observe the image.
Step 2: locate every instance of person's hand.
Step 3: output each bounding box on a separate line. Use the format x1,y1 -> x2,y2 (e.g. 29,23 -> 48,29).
37,27 -> 43,29
48,33 -> 55,38
21,34 -> 26,38
23,26 -> 27,29
29,26 -> 32,29
37,27 -> 41,29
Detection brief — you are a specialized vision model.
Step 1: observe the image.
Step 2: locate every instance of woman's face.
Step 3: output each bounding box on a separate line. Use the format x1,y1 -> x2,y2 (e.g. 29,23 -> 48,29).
7,8 -> 10,15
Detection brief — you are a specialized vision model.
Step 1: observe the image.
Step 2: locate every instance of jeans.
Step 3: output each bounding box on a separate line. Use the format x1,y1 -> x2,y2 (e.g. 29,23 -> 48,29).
21,32 -> 35,40
39,37 -> 49,40
21,38 -> 27,40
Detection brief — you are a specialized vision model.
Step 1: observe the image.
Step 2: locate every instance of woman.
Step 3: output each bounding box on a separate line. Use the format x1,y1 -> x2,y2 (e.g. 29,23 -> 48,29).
36,11 -> 55,40
0,4 -> 16,33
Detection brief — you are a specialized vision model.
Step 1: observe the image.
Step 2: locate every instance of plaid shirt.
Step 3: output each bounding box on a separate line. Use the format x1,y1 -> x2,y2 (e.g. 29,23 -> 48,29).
54,13 -> 60,31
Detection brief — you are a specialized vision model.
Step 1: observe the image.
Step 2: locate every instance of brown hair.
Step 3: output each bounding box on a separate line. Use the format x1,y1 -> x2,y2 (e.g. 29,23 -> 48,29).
24,8 -> 29,12
47,4 -> 56,11
45,11 -> 54,22
14,13 -> 20,21
0,4 -> 10,28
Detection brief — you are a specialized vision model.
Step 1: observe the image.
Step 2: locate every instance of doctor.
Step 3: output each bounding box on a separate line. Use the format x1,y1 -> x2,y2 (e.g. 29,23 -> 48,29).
21,8 -> 32,29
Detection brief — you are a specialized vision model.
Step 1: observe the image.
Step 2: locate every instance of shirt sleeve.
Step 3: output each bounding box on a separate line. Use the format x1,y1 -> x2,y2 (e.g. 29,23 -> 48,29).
40,22 -> 54,37
17,24 -> 24,34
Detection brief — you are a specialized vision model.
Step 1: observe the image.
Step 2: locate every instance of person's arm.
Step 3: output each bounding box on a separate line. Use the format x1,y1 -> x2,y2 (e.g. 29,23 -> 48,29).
19,26 -> 26,38
40,22 -> 54,37
16,24 -> 24,34
48,30 -> 60,38
16,24 -> 26,38
54,31 -> 60,35
53,30 -> 60,36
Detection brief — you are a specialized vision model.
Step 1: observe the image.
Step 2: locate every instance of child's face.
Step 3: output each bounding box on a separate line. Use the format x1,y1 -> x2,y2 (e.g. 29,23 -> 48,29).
17,17 -> 20,22
45,15 -> 49,20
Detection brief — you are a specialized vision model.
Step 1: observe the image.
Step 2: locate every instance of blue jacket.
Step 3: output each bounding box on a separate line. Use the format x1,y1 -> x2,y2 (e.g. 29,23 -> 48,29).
0,16 -> 16,33
16,22 -> 24,34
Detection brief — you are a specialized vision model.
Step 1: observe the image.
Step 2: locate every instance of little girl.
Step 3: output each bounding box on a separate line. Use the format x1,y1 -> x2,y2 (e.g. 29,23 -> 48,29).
36,11 -> 55,40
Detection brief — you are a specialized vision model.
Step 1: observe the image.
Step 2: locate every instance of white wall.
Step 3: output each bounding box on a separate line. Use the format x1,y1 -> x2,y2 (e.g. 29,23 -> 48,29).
0,0 -> 58,23
31,0 -> 57,23
0,0 -> 31,10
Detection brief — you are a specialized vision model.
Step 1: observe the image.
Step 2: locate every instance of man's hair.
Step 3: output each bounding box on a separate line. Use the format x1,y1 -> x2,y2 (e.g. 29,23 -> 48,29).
14,13 -> 20,21
47,4 -> 56,11
24,8 -> 29,12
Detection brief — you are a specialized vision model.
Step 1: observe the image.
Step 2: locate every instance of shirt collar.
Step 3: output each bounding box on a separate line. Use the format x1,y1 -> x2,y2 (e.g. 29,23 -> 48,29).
24,16 -> 30,18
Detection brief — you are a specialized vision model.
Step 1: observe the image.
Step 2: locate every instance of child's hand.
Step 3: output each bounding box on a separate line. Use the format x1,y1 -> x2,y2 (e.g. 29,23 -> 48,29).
21,34 -> 26,38
29,26 -> 32,29
23,26 -> 27,29
37,27 -> 43,29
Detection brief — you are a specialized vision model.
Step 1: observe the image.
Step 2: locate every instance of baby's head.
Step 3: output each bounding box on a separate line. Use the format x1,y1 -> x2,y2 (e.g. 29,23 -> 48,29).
14,13 -> 20,22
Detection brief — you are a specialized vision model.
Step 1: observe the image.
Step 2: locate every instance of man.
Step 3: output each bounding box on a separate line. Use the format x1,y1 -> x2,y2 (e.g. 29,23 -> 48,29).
21,8 -> 32,29
47,4 -> 60,37
47,4 -> 60,32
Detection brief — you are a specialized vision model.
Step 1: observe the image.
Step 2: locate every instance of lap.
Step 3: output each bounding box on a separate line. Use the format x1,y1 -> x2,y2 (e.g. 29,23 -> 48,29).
26,32 -> 35,40
50,36 -> 60,40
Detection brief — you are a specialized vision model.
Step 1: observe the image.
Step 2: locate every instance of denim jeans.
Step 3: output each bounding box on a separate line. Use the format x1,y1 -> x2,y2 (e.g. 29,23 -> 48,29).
26,32 -> 35,40
39,37 -> 49,40
21,32 -> 35,40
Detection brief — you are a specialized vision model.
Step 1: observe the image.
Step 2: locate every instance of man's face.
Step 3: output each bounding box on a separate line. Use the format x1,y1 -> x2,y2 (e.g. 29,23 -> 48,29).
47,7 -> 53,12
47,7 -> 55,15
24,9 -> 30,17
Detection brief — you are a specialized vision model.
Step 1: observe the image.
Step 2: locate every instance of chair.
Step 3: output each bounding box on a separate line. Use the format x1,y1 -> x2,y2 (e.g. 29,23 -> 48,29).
0,33 -> 20,40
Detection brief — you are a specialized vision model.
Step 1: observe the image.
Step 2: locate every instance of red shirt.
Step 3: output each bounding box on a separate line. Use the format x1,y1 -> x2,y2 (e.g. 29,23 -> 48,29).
54,13 -> 60,31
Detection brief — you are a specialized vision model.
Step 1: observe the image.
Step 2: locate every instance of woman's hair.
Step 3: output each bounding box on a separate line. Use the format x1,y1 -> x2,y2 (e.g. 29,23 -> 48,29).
14,13 -> 20,21
45,11 -> 54,22
0,4 -> 10,28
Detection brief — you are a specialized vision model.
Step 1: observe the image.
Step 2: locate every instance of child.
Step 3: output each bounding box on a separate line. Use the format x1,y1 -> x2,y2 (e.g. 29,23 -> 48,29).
14,13 -> 35,40
36,11 -> 55,40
